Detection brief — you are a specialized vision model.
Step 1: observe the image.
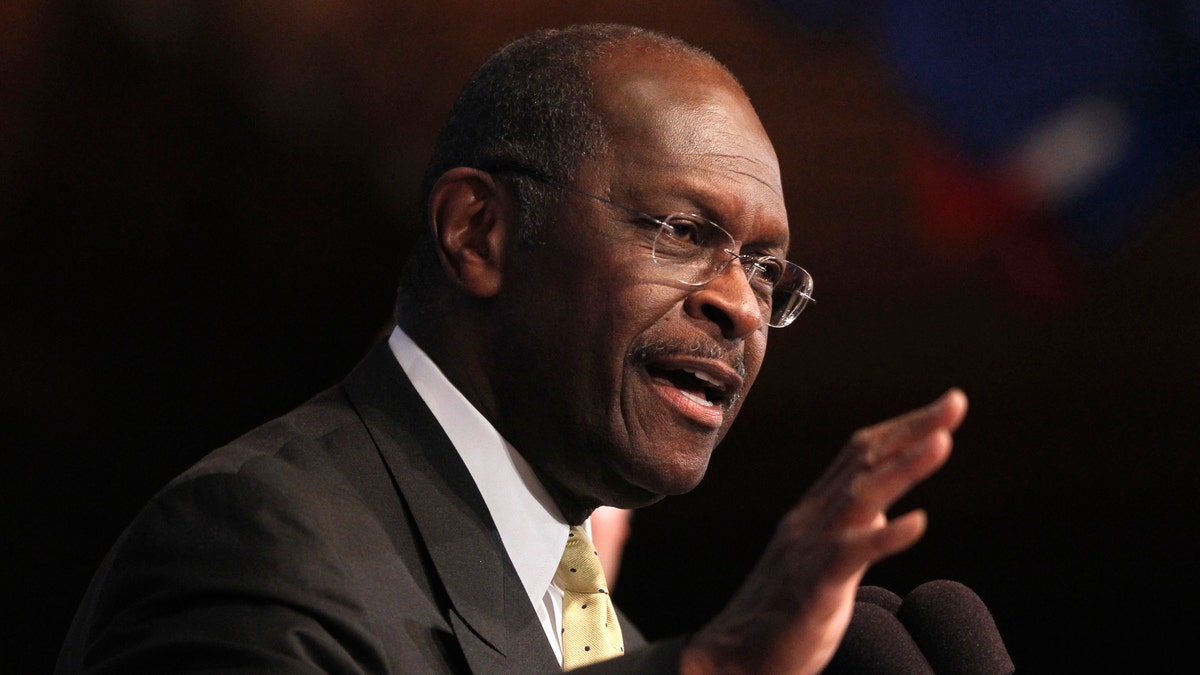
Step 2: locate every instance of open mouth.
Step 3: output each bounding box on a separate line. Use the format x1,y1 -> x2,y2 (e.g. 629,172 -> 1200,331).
645,364 -> 734,409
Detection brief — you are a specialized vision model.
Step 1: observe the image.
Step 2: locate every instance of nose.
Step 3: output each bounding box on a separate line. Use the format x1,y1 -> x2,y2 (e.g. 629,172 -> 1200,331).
682,262 -> 764,339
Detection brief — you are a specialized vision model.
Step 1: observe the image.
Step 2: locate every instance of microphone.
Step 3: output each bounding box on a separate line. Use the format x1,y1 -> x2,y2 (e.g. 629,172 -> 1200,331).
897,580 -> 1015,674
856,584 -> 903,614
824,600 -> 934,674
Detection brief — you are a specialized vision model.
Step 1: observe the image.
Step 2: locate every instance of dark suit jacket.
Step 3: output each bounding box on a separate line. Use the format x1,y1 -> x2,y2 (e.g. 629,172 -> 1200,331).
57,343 -> 686,673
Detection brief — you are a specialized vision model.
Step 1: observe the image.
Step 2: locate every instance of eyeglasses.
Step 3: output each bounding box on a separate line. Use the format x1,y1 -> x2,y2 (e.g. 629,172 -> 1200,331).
489,166 -> 814,328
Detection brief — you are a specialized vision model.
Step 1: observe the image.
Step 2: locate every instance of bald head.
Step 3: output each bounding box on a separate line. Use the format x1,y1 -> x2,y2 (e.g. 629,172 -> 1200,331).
584,44 -> 782,211
420,25 -> 740,215
397,25 -> 747,314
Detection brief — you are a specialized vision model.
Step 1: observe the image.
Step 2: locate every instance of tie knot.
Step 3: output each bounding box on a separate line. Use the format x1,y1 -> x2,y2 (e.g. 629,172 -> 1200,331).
556,526 -> 609,594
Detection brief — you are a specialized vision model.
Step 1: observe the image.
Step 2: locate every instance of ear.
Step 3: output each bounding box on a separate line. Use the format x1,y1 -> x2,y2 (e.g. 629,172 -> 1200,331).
428,167 -> 513,298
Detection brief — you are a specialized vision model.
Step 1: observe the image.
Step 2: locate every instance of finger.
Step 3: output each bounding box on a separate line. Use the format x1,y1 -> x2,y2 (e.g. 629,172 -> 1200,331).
850,427 -> 955,515
813,389 -> 966,498
826,509 -> 929,581
855,389 -> 967,467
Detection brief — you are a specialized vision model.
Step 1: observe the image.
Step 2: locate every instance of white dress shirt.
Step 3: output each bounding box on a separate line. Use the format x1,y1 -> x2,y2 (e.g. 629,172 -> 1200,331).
387,326 -> 573,665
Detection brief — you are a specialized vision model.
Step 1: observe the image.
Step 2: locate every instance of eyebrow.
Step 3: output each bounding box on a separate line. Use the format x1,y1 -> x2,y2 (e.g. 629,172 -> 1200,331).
622,182 -> 790,254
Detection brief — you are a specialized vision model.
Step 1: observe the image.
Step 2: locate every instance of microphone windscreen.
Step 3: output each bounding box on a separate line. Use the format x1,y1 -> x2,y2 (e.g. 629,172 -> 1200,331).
857,584 -> 903,614
898,580 -> 1015,675
824,601 -> 935,674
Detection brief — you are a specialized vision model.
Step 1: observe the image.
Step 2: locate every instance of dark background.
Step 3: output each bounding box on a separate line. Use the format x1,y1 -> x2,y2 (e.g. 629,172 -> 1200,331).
5,1 -> 1197,671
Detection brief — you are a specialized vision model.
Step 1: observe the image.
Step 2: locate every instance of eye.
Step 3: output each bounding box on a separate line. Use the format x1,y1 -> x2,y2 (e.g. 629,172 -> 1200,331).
741,256 -> 785,303
658,214 -> 706,246
746,256 -> 784,285
652,214 -> 717,262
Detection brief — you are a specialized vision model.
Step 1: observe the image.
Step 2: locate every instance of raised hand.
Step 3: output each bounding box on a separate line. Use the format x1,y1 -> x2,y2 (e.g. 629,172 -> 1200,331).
681,389 -> 968,675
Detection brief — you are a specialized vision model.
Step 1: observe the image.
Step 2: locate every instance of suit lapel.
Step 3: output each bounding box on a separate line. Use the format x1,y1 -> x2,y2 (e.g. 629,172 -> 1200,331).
342,343 -> 559,673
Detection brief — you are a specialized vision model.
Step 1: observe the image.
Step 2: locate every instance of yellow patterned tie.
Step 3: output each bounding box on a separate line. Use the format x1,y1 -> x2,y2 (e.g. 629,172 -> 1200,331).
556,525 -> 624,670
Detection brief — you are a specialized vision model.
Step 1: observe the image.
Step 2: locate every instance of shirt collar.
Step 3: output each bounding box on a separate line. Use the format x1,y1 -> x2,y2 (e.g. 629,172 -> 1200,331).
387,326 -> 570,609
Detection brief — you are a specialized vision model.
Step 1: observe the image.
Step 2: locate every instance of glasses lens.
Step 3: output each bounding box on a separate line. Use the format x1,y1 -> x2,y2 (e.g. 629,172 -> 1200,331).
652,214 -> 736,284
768,264 -> 814,327
652,213 -> 813,329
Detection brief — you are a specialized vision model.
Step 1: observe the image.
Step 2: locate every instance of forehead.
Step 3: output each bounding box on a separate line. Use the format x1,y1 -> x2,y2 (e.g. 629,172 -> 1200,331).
585,48 -> 788,248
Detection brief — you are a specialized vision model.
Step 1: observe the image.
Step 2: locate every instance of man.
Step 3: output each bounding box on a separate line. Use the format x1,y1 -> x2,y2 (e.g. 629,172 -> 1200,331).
58,24 -> 966,674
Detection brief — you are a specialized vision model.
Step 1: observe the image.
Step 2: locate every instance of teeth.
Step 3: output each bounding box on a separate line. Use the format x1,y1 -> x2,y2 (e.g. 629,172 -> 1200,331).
679,389 -> 716,407
687,369 -> 721,387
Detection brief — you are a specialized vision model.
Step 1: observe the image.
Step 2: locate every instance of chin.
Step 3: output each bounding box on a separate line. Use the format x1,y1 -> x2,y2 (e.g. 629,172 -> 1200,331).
621,450 -> 714,499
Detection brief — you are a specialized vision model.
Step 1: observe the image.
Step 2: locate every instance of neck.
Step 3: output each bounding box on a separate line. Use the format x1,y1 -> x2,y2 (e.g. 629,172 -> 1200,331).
396,305 -> 600,527
397,308 -> 501,425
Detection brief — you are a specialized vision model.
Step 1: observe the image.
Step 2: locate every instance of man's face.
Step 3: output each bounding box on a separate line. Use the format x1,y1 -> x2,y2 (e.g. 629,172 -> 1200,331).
491,50 -> 790,517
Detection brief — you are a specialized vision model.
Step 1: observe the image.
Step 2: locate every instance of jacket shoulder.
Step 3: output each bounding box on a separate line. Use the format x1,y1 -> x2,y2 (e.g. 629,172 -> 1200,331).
57,386 -> 465,674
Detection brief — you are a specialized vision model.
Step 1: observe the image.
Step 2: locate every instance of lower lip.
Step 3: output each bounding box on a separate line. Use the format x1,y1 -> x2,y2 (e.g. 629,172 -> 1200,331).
645,372 -> 726,429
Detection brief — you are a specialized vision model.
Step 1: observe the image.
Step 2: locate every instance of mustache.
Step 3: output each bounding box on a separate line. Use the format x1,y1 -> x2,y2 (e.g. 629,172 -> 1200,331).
627,337 -> 748,381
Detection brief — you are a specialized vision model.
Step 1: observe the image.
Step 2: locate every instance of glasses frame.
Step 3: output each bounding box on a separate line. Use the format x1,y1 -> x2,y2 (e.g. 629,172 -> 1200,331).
483,164 -> 814,328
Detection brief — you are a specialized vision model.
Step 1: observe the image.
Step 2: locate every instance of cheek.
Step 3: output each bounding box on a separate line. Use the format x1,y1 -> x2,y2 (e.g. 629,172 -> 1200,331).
741,332 -> 768,388
596,283 -> 681,386
535,272 -> 672,396
573,249 -> 679,331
